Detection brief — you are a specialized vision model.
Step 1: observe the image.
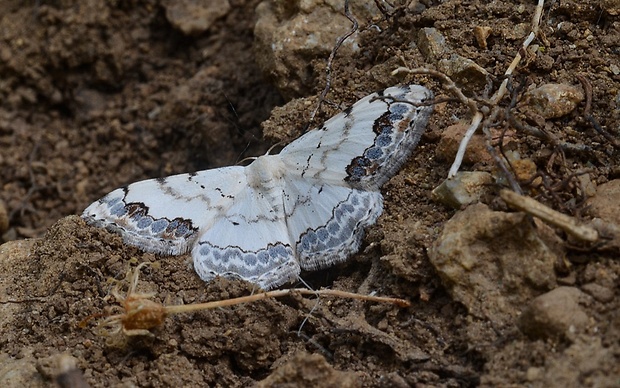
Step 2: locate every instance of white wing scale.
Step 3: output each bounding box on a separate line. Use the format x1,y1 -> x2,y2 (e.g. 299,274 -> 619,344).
82,85 -> 433,289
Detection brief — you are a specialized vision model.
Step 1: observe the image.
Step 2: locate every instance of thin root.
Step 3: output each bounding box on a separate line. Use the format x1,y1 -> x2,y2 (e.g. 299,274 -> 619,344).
89,263 -> 411,346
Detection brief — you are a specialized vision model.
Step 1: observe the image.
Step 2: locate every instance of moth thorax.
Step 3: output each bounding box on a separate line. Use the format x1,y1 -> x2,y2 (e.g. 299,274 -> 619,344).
246,154 -> 285,189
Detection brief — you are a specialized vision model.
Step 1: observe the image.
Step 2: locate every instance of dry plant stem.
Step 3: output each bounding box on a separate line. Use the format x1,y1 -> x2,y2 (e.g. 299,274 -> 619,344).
164,288 -> 410,315
391,67 -> 483,178
98,262 -> 411,339
452,0 -> 544,177
391,67 -> 479,114
394,1 -> 545,178
493,0 -> 544,104
481,110 -> 524,195
500,189 -> 598,242
449,113 -> 483,178
306,0 -> 359,129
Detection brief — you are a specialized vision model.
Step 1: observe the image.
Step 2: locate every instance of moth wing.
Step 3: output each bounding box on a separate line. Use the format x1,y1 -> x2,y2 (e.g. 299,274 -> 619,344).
279,84 -> 433,189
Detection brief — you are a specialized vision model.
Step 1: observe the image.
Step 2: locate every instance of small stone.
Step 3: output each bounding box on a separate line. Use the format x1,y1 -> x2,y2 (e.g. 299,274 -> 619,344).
518,287 -> 590,341
576,173 -> 597,198
431,171 -> 494,209
520,83 -> 584,119
435,123 -> 492,165
526,367 -> 543,381
417,27 -> 451,62
162,0 -> 230,36
474,26 -> 492,49
503,23 -> 530,40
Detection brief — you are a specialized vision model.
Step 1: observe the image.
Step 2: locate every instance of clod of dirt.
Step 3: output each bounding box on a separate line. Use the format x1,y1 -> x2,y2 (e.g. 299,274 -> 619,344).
0,199 -> 8,235
509,158 -> 539,183
162,0 -> 231,35
517,286 -> 590,341
581,282 -> 615,303
586,179 -> 620,225
429,203 -> 559,325
261,95 -> 317,143
256,352 -> 359,388
431,171 -> 494,209
519,83 -> 585,119
0,350 -> 46,388
0,239 -> 37,331
254,0 -> 379,98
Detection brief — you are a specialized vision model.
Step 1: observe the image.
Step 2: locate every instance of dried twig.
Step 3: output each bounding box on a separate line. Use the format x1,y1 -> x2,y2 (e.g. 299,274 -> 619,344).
306,0 -> 359,130
500,189 -> 598,242
576,74 -> 620,149
394,0 -> 546,179
89,263 -> 410,346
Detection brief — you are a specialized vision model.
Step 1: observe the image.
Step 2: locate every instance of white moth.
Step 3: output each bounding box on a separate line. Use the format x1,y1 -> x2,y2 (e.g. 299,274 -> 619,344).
83,85 -> 433,290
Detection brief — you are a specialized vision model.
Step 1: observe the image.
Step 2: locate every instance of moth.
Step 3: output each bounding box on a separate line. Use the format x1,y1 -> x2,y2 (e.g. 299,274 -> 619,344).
83,85 -> 433,289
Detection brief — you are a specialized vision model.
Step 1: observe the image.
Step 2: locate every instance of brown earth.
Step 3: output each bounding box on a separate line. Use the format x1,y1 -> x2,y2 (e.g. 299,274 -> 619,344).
1,0 -> 619,387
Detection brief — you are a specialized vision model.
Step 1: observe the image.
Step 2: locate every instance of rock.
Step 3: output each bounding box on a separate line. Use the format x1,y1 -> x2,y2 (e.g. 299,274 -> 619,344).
438,54 -> 489,91
162,0 -> 231,36
257,352 -> 359,387
417,27 -> 451,62
510,158 -> 538,183
474,26 -> 492,49
429,204 -> 559,325
519,83 -> 584,119
431,171 -> 494,209
435,123 -> 492,165
502,23 -> 530,40
518,287 -> 590,341
254,0 -> 379,98
576,173 -> 597,198
586,179 -> 620,225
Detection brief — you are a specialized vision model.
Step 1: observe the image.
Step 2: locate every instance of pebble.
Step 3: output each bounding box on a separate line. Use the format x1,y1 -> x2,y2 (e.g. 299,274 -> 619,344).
518,287 -> 590,341
162,0 -> 231,35
520,83 -> 584,119
417,27 -> 450,62
438,54 -> 489,91
435,123 -> 492,165
431,171 -> 494,209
